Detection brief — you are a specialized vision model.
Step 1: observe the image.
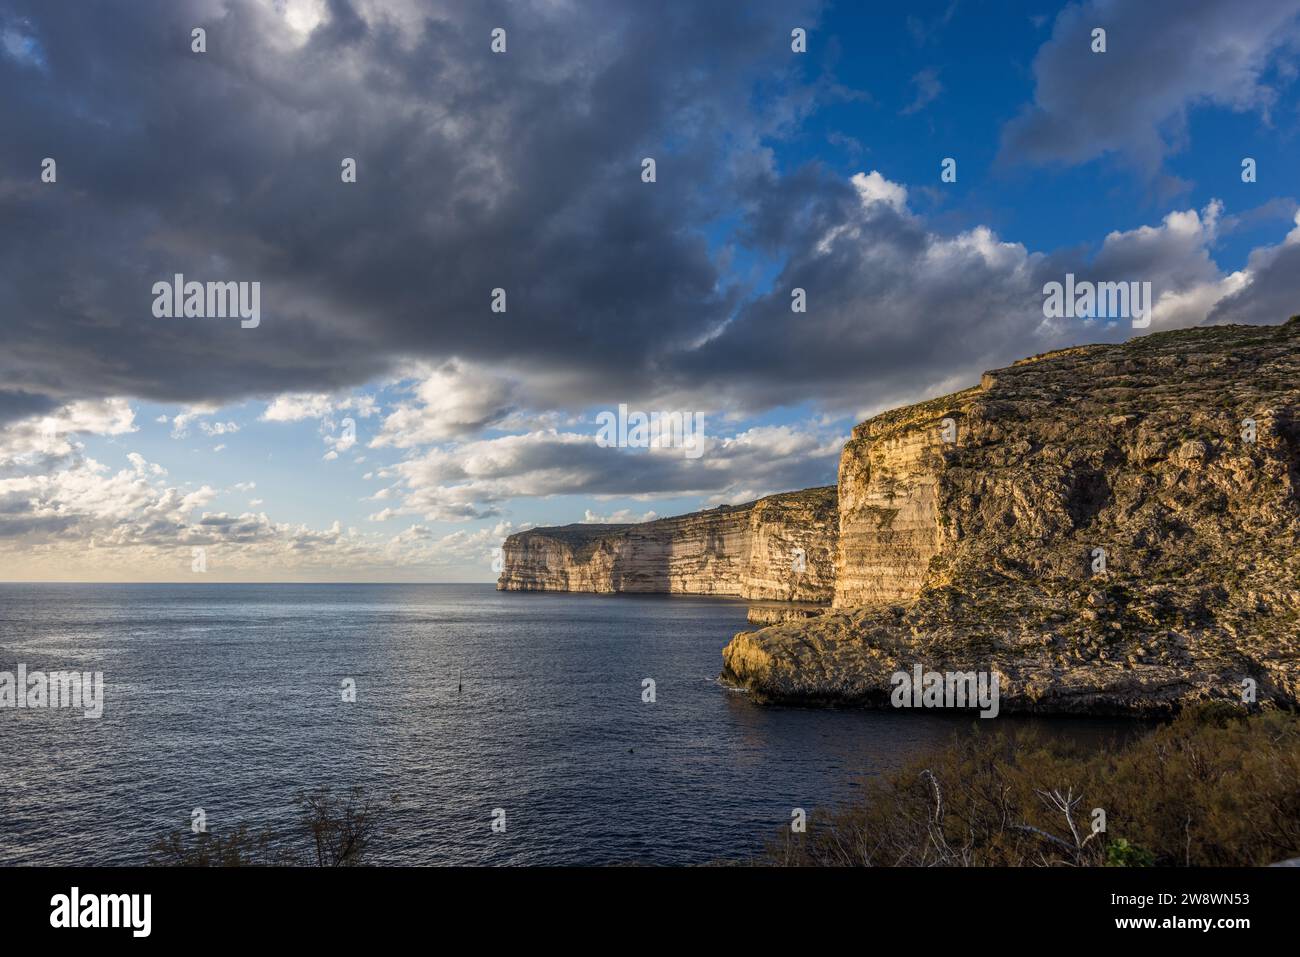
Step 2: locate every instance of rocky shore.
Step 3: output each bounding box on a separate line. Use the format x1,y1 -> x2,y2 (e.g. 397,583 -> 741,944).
502,320 -> 1300,715
725,321 -> 1300,713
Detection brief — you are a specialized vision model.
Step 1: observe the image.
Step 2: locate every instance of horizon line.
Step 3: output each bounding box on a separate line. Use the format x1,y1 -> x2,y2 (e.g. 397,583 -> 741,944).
0,580 -> 498,586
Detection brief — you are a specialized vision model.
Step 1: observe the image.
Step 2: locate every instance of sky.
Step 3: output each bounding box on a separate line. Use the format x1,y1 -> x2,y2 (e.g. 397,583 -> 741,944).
1,0 -> 1299,582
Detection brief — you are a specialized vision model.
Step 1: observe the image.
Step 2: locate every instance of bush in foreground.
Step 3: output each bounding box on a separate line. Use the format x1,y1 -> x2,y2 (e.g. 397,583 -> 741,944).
150,786 -> 397,866
758,704 -> 1300,866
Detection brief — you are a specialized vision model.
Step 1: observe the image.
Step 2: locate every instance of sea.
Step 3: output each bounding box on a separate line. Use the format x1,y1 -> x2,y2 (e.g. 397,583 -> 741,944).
0,583 -> 1135,865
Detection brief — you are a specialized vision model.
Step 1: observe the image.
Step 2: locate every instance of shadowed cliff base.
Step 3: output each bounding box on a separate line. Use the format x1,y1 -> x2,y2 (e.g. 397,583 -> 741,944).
724,319 -> 1300,714
751,704 -> 1300,867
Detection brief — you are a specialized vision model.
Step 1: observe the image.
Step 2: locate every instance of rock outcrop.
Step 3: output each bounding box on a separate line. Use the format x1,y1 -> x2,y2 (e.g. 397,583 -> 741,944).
745,601 -> 829,626
723,321 -> 1300,714
497,486 -> 837,601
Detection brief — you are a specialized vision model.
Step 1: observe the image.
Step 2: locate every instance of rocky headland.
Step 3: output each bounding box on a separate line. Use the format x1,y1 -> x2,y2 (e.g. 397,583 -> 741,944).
503,321 -> 1300,715
726,321 -> 1300,713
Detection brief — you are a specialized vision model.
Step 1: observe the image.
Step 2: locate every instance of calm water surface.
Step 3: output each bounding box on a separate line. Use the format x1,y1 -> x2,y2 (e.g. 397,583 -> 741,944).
0,584 -> 1135,865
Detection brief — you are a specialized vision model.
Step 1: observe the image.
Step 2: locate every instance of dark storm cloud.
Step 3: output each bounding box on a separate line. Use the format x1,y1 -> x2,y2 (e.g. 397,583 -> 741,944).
0,0 -> 819,409
669,167 -> 1064,413
999,0 -> 1300,176
1210,238 -> 1300,325
0,391 -> 59,426
3,0 -> 1298,436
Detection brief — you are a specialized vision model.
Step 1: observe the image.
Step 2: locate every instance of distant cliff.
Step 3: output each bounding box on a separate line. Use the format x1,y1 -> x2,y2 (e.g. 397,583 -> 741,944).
723,321 -> 1300,714
497,486 -> 837,601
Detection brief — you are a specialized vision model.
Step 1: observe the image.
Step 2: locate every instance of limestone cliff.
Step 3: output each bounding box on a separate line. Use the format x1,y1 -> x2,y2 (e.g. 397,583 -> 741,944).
723,321 -> 1300,714
497,486 -> 837,601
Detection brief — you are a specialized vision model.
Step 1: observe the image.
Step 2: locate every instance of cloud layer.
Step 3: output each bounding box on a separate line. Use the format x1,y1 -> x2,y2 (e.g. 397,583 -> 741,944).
2,0 -> 1299,578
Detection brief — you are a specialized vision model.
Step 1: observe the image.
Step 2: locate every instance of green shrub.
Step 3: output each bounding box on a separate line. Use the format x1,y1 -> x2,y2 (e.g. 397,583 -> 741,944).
1105,838 -> 1155,867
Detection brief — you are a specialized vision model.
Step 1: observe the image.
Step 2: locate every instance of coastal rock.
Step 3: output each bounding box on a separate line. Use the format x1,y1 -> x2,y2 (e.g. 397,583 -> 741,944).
723,321 -> 1300,714
745,601 -> 829,625
497,486 -> 837,602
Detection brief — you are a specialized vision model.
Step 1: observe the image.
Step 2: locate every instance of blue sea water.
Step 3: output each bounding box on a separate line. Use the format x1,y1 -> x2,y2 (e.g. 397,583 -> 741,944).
0,583 -> 1133,865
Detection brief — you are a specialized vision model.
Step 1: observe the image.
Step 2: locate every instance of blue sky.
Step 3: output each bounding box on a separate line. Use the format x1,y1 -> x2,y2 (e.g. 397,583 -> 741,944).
3,0 -> 1299,581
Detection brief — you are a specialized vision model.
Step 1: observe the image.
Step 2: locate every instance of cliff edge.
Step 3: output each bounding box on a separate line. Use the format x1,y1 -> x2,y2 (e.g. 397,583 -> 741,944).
497,486 -> 837,602
723,321 -> 1300,714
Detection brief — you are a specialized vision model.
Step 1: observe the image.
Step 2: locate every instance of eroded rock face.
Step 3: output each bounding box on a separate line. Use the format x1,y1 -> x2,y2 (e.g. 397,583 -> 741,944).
723,321 -> 1300,714
497,486 -> 837,601
834,393 -> 973,608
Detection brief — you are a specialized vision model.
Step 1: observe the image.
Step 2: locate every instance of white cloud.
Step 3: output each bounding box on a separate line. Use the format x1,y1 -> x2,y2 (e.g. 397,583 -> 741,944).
372,420 -> 844,523
851,170 -> 910,213
583,508 -> 659,524
372,361 -> 518,448
1002,0 -> 1300,176
199,421 -> 240,437
0,399 -> 522,581
261,392 -> 377,423
169,404 -> 220,439
0,398 -> 136,467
